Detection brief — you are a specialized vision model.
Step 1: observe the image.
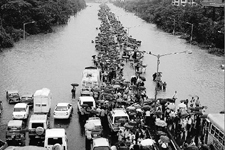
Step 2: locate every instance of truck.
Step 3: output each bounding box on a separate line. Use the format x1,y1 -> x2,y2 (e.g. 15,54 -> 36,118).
81,66 -> 101,92
33,88 -> 52,116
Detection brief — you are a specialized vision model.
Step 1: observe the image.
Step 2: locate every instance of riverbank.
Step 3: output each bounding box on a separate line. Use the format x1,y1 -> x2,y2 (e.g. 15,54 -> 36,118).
113,1 -> 224,57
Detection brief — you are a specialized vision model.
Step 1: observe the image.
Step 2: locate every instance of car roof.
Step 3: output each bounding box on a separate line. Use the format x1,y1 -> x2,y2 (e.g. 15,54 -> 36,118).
111,109 -> 129,117
45,128 -> 65,138
79,96 -> 95,101
8,120 -> 23,127
7,90 -> 19,93
93,138 -> 110,147
56,103 -> 69,106
30,114 -> 47,122
14,103 -> 27,108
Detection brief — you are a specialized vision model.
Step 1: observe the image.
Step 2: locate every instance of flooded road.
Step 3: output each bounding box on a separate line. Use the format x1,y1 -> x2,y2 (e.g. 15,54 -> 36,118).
0,3 -> 224,149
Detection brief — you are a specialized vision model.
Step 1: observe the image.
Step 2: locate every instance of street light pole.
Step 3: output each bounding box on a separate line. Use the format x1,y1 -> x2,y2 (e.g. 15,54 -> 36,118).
23,21 -> 35,40
147,50 -> 192,108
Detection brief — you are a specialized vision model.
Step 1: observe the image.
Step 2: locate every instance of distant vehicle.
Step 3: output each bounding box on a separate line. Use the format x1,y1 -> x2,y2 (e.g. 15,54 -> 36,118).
6,90 -> 20,104
86,117 -> 103,139
12,103 -> 29,120
0,139 -> 8,150
44,128 -> 68,150
20,94 -> 34,107
53,103 -> 73,119
6,120 -> 25,146
77,96 -> 96,115
203,113 -> 225,150
5,146 -> 48,150
81,66 -> 101,92
28,114 -> 49,145
33,88 -> 52,116
107,108 -> 130,132
91,137 -> 111,150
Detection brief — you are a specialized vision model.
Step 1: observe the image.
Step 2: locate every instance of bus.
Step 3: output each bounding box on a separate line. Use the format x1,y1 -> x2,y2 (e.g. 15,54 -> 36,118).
203,113 -> 225,150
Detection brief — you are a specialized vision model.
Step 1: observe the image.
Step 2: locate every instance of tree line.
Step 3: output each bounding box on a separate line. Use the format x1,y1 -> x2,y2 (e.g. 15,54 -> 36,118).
0,0 -> 86,49
113,0 -> 224,56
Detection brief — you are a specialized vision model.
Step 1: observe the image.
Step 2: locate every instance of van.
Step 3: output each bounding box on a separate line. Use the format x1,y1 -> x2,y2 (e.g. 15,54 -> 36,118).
81,66 -> 101,91
33,88 -> 52,115
44,128 -> 68,150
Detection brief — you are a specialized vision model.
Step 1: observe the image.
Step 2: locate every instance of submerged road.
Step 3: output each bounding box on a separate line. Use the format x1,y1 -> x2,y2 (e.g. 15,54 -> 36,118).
0,3 -> 224,149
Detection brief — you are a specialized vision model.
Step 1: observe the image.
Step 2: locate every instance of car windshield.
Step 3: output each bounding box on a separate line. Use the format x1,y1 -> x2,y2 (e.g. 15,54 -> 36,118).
21,96 -> 32,100
8,126 -> 21,131
93,146 -> 110,150
83,102 -> 93,107
31,123 -> 44,128
14,108 -> 26,112
55,106 -> 68,111
8,93 -> 19,97
48,137 -> 63,145
114,116 -> 128,124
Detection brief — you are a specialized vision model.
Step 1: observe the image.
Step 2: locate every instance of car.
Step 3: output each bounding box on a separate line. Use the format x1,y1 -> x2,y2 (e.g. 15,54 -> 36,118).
5,120 -> 25,146
0,139 -> 8,150
28,114 -> 49,146
77,96 -> 96,115
107,108 -> 130,133
12,103 -> 29,120
20,94 -> 34,108
4,146 -> 48,150
91,137 -> 111,150
6,90 -> 20,104
53,103 -> 73,119
85,117 -> 103,139
44,128 -> 68,150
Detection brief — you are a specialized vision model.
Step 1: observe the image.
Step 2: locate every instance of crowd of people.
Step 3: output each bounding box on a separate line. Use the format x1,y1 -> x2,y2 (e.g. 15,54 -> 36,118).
81,3 -> 211,150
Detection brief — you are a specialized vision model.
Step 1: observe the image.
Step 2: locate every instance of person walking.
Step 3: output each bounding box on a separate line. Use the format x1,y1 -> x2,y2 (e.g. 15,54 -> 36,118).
71,87 -> 76,99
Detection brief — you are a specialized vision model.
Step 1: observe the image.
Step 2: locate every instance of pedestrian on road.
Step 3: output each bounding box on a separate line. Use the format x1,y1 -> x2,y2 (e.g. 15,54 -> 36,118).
71,88 -> 76,99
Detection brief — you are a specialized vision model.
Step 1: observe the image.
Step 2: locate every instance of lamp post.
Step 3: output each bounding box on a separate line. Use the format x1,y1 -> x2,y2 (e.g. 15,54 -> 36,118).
186,22 -> 194,42
147,50 -> 192,109
23,21 -> 35,40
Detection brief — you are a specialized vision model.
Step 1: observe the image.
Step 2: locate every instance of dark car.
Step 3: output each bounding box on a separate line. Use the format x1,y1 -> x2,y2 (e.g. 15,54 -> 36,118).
6,90 -> 20,104
20,94 -> 34,108
6,120 -> 26,146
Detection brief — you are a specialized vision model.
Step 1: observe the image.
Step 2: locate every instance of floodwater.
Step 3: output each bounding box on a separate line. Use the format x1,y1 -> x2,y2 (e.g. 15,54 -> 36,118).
0,3 -> 224,149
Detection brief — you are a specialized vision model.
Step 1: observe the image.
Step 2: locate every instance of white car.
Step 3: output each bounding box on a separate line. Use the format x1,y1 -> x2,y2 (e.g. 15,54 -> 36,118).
44,128 -> 68,150
53,103 -> 73,119
91,138 -> 111,150
12,103 -> 29,120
